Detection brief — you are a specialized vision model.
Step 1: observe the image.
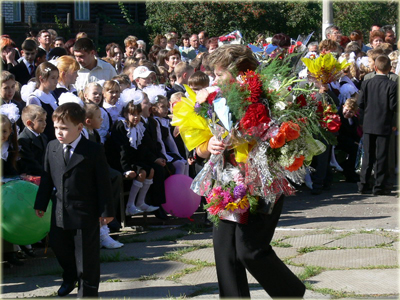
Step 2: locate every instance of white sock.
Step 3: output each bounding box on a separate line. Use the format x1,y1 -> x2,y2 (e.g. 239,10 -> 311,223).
136,179 -> 153,207
100,224 -> 109,237
127,180 -> 143,208
330,146 -> 339,166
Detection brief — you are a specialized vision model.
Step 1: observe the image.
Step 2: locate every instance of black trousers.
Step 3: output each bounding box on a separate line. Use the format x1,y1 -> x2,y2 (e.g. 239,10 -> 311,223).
359,133 -> 391,192
212,196 -> 305,298
49,224 -> 100,298
311,141 -> 333,189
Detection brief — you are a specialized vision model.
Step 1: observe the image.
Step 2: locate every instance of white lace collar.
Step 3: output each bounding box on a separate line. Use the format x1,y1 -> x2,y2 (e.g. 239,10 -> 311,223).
1,141 -> 9,161
33,89 -> 58,110
103,100 -> 122,110
121,118 -> 145,149
154,116 -> 170,128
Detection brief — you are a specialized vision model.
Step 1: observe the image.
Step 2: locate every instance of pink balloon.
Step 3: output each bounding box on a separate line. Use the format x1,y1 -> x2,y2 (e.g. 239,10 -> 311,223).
163,174 -> 201,218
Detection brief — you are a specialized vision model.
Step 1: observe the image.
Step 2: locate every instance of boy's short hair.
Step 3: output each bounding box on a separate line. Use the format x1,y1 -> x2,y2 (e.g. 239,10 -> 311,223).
344,97 -> 358,111
53,102 -> 85,125
1,71 -> 15,84
174,62 -> 194,77
73,37 -> 95,53
21,104 -> 47,126
188,71 -> 209,89
374,55 -> 391,73
55,36 -> 65,43
169,72 -> 177,80
84,102 -> 100,119
35,48 -> 46,60
38,29 -> 49,38
21,39 -> 38,51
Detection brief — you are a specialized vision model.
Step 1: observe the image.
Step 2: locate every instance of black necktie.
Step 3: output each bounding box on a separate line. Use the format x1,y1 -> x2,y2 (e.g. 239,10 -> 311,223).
64,145 -> 72,165
29,65 -> 34,76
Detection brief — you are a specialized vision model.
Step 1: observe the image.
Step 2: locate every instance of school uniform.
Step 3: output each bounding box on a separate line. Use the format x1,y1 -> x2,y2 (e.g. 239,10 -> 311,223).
1,141 -> 19,177
34,135 -> 114,297
0,99 -> 26,132
357,74 -> 397,194
51,83 -> 78,101
106,119 -> 149,174
9,58 -> 35,86
336,108 -> 360,181
17,127 -> 48,175
166,83 -> 186,99
140,116 -> 174,206
27,90 -> 58,141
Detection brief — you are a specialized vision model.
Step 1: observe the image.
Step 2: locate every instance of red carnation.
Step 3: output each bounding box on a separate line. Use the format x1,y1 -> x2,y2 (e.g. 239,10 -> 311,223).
207,91 -> 218,105
295,94 -> 307,107
316,101 -> 324,117
244,70 -> 262,103
240,103 -> 270,132
324,114 -> 341,132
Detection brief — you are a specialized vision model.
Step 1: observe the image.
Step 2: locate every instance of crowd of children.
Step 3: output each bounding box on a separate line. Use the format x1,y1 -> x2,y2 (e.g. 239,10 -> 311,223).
1,26 -> 398,297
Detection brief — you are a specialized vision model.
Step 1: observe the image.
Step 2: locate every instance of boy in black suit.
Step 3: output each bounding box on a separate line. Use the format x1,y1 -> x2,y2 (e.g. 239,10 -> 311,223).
9,39 -> 37,86
18,104 -> 48,175
357,55 -> 397,195
34,103 -> 114,297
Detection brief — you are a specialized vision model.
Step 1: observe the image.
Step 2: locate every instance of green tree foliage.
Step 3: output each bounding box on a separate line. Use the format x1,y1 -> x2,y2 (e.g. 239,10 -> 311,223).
333,1 -> 398,41
144,1 -> 397,43
145,2 -> 289,42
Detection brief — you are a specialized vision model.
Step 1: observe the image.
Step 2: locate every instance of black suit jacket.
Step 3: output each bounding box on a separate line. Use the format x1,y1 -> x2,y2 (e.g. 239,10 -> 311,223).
358,75 -> 397,135
166,83 -> 186,99
9,61 -> 35,86
18,127 -> 48,175
34,137 -> 114,229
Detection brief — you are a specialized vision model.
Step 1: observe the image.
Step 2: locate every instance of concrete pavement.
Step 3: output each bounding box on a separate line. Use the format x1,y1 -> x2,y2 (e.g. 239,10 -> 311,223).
1,181 -> 398,299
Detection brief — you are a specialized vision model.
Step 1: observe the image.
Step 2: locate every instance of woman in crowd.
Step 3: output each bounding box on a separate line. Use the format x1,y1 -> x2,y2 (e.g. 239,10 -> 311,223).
195,44 -> 306,299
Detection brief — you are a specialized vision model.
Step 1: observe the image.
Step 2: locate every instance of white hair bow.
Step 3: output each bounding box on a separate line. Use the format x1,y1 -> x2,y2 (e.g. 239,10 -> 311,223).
58,92 -> 85,107
0,103 -> 20,124
120,88 -> 143,107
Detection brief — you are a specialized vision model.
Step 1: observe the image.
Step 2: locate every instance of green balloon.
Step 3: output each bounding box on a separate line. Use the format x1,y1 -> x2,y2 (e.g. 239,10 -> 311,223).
2,180 -> 52,245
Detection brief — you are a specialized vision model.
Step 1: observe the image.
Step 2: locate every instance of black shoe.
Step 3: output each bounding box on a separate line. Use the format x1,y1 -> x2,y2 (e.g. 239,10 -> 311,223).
373,189 -> 391,196
357,182 -> 372,194
16,250 -> 26,259
4,252 -> 24,266
57,281 -> 77,297
311,188 -> 322,195
21,246 -> 36,257
153,206 -> 169,220
108,219 -> 121,233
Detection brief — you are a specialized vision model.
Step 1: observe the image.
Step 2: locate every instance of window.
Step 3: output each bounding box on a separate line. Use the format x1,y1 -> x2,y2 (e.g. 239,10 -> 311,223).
13,2 -> 21,22
74,1 -> 90,21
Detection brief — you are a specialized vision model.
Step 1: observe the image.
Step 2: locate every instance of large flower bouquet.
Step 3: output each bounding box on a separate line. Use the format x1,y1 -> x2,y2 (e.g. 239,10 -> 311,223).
172,56 -> 343,225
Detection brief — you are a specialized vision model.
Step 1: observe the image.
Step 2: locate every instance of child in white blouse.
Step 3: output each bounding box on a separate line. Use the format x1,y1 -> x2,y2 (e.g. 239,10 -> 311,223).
26,62 -> 59,140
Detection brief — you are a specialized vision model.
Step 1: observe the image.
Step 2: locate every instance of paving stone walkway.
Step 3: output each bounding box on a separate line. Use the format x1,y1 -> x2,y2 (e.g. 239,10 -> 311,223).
1,182 -> 398,299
